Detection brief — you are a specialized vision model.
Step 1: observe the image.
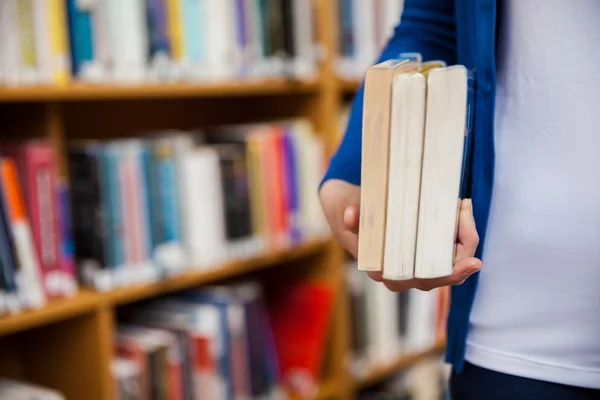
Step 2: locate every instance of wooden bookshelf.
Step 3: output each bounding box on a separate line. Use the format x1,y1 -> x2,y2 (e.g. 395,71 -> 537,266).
0,1 -> 447,399
353,340 -> 447,391
0,78 -> 320,103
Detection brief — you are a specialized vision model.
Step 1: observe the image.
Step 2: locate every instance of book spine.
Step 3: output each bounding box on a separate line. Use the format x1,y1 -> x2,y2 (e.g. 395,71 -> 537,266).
166,0 -> 184,64
48,0 -> 71,85
56,179 -> 77,294
282,131 -> 300,241
65,0 -> 95,79
147,0 -> 171,57
68,148 -> 109,290
32,0 -> 51,84
0,158 -> 46,309
16,0 -> 37,83
155,142 -> 181,245
0,163 -> 21,313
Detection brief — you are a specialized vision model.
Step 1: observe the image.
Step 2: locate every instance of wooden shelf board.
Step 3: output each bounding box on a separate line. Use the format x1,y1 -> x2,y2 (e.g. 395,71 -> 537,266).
0,238 -> 330,337
0,290 -> 103,338
353,339 -> 446,390
0,78 -> 319,102
108,237 -> 331,305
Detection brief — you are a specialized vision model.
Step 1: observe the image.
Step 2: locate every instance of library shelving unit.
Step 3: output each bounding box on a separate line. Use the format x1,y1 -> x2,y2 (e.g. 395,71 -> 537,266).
0,2 -> 444,399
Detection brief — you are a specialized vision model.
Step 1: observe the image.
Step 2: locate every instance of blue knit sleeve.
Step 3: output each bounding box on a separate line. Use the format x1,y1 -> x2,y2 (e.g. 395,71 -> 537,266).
320,0 -> 458,187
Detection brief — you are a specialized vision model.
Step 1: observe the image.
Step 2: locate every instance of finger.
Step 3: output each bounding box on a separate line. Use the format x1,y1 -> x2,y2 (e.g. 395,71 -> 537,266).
415,257 -> 482,291
383,279 -> 414,292
456,199 -> 479,262
344,204 -> 360,234
367,271 -> 384,282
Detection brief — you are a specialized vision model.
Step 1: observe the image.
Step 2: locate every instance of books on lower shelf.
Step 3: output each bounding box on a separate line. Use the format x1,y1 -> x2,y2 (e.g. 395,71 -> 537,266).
0,378 -> 66,400
0,141 -> 78,316
358,56 -> 475,280
336,0 -> 405,80
345,261 -> 448,378
0,0 -> 318,87
67,119 -> 328,292
113,279 -> 334,400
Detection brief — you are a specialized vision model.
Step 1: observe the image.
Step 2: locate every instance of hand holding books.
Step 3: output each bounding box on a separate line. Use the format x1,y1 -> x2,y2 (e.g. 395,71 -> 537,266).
345,198 -> 481,292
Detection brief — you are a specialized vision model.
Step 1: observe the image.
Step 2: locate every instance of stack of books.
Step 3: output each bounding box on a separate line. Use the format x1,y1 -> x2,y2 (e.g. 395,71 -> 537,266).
0,0 -> 318,87
0,141 -> 77,316
336,0 -> 406,79
68,119 -> 328,292
113,280 -> 334,400
358,56 -> 474,280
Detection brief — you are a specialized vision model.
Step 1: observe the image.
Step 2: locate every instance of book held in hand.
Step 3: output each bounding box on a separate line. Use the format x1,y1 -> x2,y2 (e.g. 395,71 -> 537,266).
358,56 -> 474,280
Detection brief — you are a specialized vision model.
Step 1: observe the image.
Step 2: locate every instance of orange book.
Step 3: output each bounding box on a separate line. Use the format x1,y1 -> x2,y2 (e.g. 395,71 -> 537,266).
0,158 -> 45,309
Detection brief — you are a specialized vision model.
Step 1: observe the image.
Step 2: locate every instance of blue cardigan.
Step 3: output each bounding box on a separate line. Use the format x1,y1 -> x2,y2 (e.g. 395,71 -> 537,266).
321,0 -> 497,373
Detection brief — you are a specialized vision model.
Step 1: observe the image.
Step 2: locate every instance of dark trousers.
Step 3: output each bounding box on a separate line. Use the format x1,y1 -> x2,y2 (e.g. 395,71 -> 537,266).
450,362 -> 600,400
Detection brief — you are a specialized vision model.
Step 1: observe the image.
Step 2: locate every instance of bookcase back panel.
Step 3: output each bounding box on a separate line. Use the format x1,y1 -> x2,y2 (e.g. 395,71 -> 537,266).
61,95 -> 318,140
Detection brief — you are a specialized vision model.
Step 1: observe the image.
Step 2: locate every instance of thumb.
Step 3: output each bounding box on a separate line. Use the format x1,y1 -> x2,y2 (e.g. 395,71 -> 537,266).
344,204 -> 360,234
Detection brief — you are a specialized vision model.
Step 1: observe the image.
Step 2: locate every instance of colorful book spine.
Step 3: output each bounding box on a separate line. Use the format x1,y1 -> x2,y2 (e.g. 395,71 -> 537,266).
8,143 -> 63,299
56,179 -> 77,295
166,0 -> 184,63
0,167 -> 21,314
48,0 -> 71,85
65,0 -> 95,78
147,0 -> 171,57
0,158 -> 46,309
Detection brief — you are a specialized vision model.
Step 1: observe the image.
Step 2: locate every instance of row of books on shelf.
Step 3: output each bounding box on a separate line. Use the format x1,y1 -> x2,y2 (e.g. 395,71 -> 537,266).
0,118 -> 327,315
0,0 -> 318,87
345,261 -> 448,378
336,0 -> 405,79
0,378 -> 65,400
111,279 -> 334,400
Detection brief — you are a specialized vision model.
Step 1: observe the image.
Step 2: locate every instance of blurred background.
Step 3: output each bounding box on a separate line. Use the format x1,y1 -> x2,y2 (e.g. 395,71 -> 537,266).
0,0 -> 449,399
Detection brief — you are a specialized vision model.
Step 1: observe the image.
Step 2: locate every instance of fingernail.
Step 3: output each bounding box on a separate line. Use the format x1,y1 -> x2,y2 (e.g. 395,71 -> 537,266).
343,207 -> 351,227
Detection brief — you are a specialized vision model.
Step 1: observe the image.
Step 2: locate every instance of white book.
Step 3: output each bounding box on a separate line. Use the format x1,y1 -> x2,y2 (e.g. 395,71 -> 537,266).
106,0 -> 148,83
365,279 -> 401,366
290,0 -> 316,79
32,0 -> 52,84
404,289 -> 437,352
352,0 -> 377,76
203,0 -> 238,80
382,72 -> 426,280
182,147 -> 227,268
415,65 -> 471,279
0,0 -> 21,86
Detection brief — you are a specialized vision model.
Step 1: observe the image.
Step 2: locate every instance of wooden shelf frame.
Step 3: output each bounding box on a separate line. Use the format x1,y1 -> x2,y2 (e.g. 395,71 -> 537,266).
0,78 -> 320,102
0,2 -> 444,399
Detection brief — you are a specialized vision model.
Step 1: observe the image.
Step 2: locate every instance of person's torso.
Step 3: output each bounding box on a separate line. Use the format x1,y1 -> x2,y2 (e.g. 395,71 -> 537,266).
466,0 -> 600,389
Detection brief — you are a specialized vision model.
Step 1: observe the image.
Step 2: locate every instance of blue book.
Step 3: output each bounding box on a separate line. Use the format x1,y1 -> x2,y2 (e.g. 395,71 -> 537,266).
146,0 -> 171,57
182,0 -> 204,65
65,0 -> 95,78
101,145 -> 125,271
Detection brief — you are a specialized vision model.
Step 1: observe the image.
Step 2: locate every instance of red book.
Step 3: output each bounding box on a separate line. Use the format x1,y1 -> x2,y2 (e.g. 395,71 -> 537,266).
6,141 -> 63,298
268,281 -> 334,396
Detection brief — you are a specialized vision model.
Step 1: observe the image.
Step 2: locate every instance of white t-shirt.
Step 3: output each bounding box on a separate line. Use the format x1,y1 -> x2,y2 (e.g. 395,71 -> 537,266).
465,0 -> 600,389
